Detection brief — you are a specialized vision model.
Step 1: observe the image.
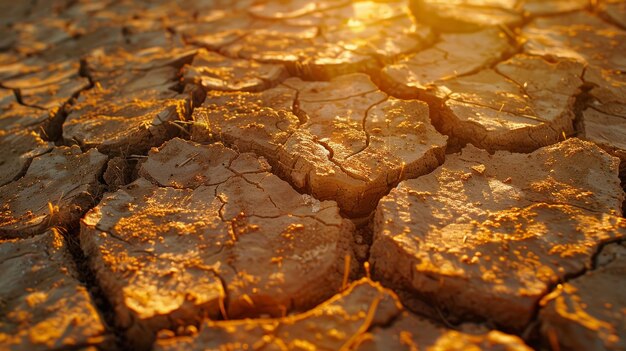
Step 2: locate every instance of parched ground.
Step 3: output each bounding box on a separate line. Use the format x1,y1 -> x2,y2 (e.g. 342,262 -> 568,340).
0,0 -> 625,350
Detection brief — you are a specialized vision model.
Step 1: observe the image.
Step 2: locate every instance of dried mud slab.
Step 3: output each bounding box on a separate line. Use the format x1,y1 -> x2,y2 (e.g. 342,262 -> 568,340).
11,19 -> 76,55
354,312 -> 531,350
155,278 -> 530,351
521,0 -> 589,16
191,73 -> 447,217
63,61 -> 190,155
84,47 -> 196,77
434,54 -> 584,152
184,1 -> 432,79
580,66 -> 626,166
582,108 -> 626,165
0,89 -> 52,134
411,0 -> 522,32
523,11 -> 626,71
248,0 -> 349,19
3,60 -> 89,116
381,28 -> 513,98
600,0 -> 626,29
33,25 -> 128,65
584,66 -> 626,119
0,146 -> 107,239
539,242 -> 626,351
370,138 -> 626,330
182,48 -> 287,92
178,12 -> 255,51
81,138 -> 355,348
412,0 -> 589,32
153,278 -> 400,351
0,130 -> 51,187
0,230 -> 110,351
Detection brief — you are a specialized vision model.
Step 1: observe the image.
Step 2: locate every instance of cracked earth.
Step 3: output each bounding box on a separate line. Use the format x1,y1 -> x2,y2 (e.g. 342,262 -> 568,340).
0,0 -> 625,350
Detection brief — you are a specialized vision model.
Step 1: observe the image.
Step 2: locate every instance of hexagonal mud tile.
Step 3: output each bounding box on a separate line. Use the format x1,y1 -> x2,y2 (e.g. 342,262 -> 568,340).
0,146 -> 107,239
190,73 -> 447,217
435,54 -> 584,152
539,242 -> 626,351
0,130 -> 51,187
154,278 -> 531,351
381,28 -> 514,98
523,11 -> 626,72
81,138 -> 356,349
370,138 -> 626,330
411,0 -> 522,32
63,63 -> 190,155
182,49 -> 287,92
0,230 -> 111,351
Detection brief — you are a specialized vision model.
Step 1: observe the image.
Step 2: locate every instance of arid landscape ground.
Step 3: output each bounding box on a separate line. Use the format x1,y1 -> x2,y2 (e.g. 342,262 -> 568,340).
0,0 -> 625,350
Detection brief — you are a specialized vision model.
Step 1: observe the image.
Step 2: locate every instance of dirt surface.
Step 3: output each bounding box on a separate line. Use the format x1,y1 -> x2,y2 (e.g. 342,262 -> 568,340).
62,55 -> 193,156
0,229 -> 111,351
0,146 -> 107,239
81,138 -> 355,348
1,0 -> 625,350
0,130 -> 51,187
154,278 -> 531,351
539,242 -> 626,351
183,48 -> 287,92
370,139 -> 625,330
192,73 -> 447,217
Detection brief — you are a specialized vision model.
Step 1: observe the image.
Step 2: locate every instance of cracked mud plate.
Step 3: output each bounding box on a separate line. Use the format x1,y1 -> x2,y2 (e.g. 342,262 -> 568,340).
0,146 -> 107,239
370,138 -> 626,330
191,73 -> 447,217
0,230 -> 111,351
154,278 -> 531,351
81,138 -> 356,349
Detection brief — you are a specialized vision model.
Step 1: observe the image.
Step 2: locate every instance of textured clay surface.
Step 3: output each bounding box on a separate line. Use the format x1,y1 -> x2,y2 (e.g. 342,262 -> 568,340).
0,230 -> 111,351
191,73 -> 447,217
1,0 -> 625,350
154,278 -> 531,351
0,146 -> 107,239
81,138 -> 356,347
370,138 -> 626,330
